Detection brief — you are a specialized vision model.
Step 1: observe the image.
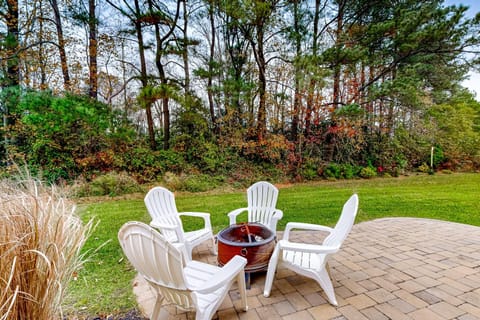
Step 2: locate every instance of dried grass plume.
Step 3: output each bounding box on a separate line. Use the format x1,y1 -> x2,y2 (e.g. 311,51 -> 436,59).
0,175 -> 92,319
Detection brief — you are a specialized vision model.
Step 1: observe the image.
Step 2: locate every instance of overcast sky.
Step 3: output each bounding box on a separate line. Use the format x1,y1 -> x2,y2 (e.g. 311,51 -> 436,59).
444,0 -> 480,98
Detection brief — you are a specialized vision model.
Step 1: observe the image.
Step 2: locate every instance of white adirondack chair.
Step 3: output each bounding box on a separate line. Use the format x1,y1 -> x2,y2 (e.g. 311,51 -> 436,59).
263,194 -> 359,306
144,186 -> 216,260
228,181 -> 283,235
118,221 -> 248,320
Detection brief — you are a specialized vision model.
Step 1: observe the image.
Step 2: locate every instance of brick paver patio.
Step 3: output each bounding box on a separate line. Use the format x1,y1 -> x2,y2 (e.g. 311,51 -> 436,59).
133,218 -> 480,319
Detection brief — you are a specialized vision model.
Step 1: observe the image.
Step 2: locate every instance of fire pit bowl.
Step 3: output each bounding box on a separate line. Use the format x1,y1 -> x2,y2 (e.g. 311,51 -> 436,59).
217,223 -> 275,273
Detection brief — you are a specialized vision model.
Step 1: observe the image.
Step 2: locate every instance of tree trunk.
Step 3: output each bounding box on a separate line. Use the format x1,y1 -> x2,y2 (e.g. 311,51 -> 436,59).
248,16 -> 269,142
291,0 -> 301,142
88,0 -> 98,99
48,0 -> 71,91
150,0 -> 181,150
305,0 -> 321,138
158,65 -> 171,150
256,33 -> 267,141
333,0 -> 344,109
182,0 -> 190,93
134,0 -> 157,150
207,1 -> 217,134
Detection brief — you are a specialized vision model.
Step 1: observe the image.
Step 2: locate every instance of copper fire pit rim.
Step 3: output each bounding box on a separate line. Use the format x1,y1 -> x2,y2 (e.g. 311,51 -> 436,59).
217,222 -> 275,248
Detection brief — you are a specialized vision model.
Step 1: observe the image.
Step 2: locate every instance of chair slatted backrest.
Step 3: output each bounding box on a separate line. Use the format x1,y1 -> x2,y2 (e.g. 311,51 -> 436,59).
247,181 -> 279,227
144,187 -> 183,241
118,222 -> 196,310
324,194 -> 359,248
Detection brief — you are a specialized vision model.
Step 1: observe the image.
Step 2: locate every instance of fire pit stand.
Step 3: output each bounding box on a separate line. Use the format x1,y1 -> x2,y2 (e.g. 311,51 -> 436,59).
217,223 -> 276,288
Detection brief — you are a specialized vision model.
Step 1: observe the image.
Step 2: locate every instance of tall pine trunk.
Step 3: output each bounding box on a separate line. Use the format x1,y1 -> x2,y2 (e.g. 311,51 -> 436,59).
49,0 -> 71,91
88,0 -> 98,99
207,1 -> 218,134
291,0 -> 301,142
134,0 -> 157,150
333,0 -> 344,110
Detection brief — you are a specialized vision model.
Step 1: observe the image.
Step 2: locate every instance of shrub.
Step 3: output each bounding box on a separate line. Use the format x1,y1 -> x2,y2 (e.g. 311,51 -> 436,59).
322,163 -> 360,179
116,147 -> 185,183
0,175 -> 92,319
240,134 -> 291,164
13,91 -> 115,183
417,162 -> 431,173
73,172 -> 143,197
340,164 -> 359,179
323,163 -> 341,179
360,166 -> 377,179
298,159 -> 319,181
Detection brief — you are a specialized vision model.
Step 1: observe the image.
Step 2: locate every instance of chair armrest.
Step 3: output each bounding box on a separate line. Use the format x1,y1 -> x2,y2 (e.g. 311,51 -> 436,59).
194,256 -> 247,294
267,209 -> 284,235
283,222 -> 333,241
227,208 -> 248,225
272,209 -> 283,221
150,220 -> 185,243
278,240 -> 339,254
179,211 -> 210,219
179,211 -> 212,230
150,220 -> 178,230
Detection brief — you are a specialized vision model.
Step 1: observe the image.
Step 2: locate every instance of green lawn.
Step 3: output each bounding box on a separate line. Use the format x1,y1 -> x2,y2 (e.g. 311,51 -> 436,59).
65,173 -> 480,317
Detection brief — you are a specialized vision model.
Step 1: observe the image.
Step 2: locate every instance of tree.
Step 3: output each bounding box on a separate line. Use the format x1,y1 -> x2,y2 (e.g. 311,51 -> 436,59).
219,0 -> 281,141
148,0 -> 181,150
105,0 -> 158,150
69,0 -> 98,99
48,0 -> 71,91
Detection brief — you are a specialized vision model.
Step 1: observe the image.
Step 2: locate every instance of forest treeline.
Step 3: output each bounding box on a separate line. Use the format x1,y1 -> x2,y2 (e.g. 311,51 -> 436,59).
0,0 -> 480,189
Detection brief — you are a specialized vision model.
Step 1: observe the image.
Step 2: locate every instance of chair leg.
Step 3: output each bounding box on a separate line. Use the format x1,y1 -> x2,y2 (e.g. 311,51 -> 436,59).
263,246 -> 280,297
237,270 -> 248,311
151,294 -> 165,320
316,268 -> 338,306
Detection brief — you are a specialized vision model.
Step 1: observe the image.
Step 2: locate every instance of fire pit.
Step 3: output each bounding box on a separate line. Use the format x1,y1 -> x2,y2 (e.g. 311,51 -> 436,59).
217,223 -> 275,282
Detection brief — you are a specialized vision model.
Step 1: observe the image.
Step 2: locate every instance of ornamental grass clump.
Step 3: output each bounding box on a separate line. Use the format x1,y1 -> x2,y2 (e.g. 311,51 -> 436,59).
0,177 -> 92,320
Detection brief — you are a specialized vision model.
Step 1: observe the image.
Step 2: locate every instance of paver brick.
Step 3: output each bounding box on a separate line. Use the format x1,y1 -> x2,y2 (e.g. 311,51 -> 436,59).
425,287 -> 463,306
392,289 -> 428,309
345,294 -> 377,310
284,292 -> 312,311
387,298 -> 417,314
374,303 -> 411,320
360,307 -> 389,320
397,279 -> 426,293
282,310 -> 315,320
459,303 -> 480,318
459,292 -> 480,308
273,300 -> 296,316
337,305 -> 369,320
303,292 -> 327,306
428,301 -> 466,319
308,304 -> 341,320
370,276 -> 400,292
408,307 -> 444,320
413,290 -> 443,305
255,305 -> 282,320
356,279 -> 379,291
366,288 -> 397,304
